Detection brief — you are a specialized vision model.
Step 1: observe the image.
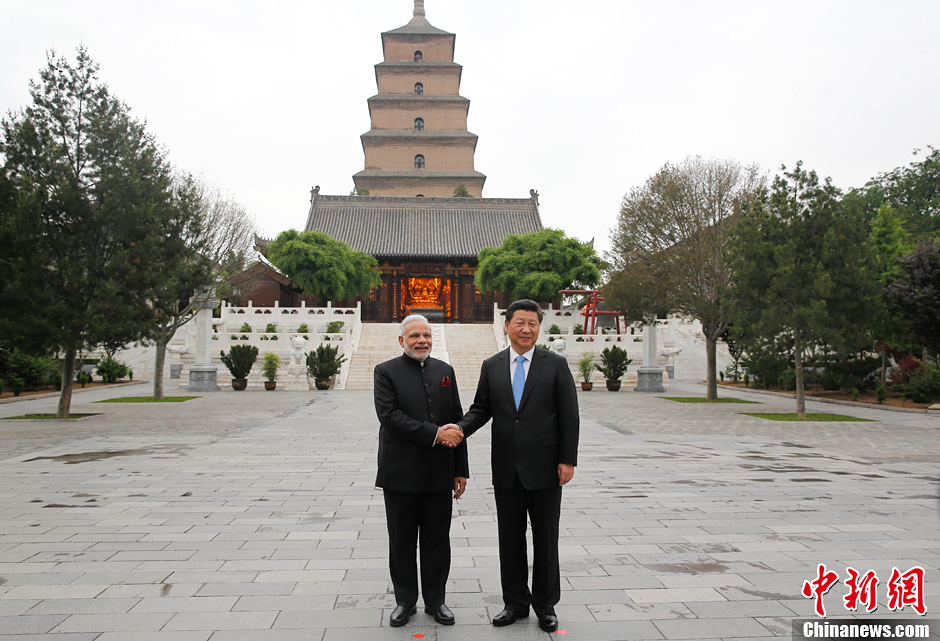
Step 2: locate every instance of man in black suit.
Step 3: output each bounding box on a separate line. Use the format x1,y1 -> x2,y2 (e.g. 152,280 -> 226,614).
448,299 -> 579,633
374,314 -> 468,628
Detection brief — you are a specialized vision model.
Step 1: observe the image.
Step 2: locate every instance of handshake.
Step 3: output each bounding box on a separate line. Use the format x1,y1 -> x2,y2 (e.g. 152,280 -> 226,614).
435,423 -> 463,447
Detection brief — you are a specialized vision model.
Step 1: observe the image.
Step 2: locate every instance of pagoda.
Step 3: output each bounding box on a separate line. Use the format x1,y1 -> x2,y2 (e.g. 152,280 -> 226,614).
352,0 -> 486,197
299,2 -> 541,323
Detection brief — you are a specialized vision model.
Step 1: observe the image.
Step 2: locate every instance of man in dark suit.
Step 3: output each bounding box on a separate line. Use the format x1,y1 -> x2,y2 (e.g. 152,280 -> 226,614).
449,299 -> 579,633
374,314 -> 468,628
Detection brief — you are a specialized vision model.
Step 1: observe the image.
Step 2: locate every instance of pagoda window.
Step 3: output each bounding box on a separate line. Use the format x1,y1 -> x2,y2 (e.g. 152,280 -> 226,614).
414,118 -> 425,131
414,82 -> 423,95
414,50 -> 423,62
414,155 -> 425,169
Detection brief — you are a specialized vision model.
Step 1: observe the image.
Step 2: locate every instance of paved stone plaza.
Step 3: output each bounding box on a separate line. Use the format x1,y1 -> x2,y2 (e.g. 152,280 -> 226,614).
0,380 -> 938,640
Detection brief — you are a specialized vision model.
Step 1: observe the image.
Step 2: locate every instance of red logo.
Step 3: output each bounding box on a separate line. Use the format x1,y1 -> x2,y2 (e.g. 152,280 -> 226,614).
803,564 -> 927,617
441,376 -> 450,388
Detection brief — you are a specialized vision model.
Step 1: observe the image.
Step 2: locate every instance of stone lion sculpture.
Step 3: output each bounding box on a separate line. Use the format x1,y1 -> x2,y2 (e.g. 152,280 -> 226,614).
290,336 -> 307,365
550,337 -> 567,358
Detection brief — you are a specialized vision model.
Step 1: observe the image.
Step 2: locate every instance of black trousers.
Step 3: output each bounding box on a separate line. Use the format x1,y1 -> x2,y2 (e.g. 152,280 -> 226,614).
383,489 -> 453,608
494,476 -> 562,617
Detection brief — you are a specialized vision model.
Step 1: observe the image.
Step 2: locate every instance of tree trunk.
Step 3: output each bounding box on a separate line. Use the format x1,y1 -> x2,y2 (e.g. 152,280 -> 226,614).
705,334 -> 718,400
57,348 -> 76,419
794,329 -> 806,419
153,334 -> 167,401
880,346 -> 887,387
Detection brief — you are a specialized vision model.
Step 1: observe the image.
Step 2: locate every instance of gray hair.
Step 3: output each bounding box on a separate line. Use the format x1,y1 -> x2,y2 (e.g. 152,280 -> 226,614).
400,314 -> 430,337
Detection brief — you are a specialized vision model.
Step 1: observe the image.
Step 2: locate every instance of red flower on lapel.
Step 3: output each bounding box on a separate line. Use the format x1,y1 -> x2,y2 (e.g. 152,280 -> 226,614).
441,375 -> 450,388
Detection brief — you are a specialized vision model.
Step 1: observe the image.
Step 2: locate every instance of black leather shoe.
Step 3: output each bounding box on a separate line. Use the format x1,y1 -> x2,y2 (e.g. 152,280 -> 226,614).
425,603 -> 455,625
389,605 -> 417,627
539,614 -> 559,632
492,608 -> 528,626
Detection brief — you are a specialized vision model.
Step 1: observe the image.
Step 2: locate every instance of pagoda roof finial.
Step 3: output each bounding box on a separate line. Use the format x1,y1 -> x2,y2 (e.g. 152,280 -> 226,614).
409,0 -> 430,26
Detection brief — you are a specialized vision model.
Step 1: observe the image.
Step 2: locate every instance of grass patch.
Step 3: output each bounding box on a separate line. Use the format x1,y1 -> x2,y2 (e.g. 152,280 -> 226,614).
660,397 -> 759,404
740,412 -> 872,422
2,413 -> 101,420
95,396 -> 198,403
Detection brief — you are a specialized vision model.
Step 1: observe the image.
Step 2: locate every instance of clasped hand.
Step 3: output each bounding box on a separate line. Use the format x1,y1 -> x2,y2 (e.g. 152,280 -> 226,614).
436,423 -> 463,447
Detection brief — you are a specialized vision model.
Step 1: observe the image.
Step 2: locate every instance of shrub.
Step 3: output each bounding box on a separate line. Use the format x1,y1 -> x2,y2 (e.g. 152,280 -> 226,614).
888,355 -> 923,386
724,362 -> 740,383
96,356 -> 129,384
572,324 -> 584,335
595,346 -> 631,381
578,353 -> 594,382
12,377 -> 26,396
741,347 -> 789,390
261,352 -> 283,381
826,356 -> 880,392
820,370 -> 841,391
76,371 -> 92,387
239,322 -> 253,333
8,350 -> 56,390
851,387 -> 860,401
297,323 -> 309,333
548,324 -> 561,335
326,320 -> 345,334
904,362 -> 940,404
220,345 -> 259,379
777,370 -> 797,391
876,385 -> 887,404
306,344 -> 346,379
264,322 -> 277,333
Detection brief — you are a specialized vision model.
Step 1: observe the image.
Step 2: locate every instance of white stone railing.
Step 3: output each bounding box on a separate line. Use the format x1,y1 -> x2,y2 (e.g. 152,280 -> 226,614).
169,301 -> 362,389
490,305 -> 732,381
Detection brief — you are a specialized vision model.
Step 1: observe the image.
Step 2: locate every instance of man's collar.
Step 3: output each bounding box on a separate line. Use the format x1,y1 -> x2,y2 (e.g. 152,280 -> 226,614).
509,346 -> 536,361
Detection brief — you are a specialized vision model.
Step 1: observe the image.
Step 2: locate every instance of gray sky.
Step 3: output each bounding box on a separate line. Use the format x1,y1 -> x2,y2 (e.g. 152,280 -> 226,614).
2,1 -> 938,254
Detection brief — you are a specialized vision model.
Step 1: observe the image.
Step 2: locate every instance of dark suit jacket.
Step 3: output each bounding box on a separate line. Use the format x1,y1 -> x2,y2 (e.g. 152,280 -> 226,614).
458,346 -> 579,490
374,354 -> 469,494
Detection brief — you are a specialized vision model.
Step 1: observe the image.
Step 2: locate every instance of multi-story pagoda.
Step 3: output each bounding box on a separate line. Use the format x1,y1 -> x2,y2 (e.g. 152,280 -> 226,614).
302,2 -> 542,323
353,0 -> 485,198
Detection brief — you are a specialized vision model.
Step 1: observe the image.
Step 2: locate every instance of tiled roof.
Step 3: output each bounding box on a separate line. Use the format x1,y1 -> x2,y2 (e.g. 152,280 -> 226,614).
303,195 -> 542,260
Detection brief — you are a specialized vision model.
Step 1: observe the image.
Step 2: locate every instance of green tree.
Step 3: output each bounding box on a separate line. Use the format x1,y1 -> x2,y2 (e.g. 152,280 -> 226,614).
265,229 -> 382,303
869,146 -> 940,237
475,228 -> 601,302
605,156 -> 763,399
146,174 -> 257,400
726,162 -> 879,418
869,203 -> 914,383
0,47 -> 195,417
453,184 -> 472,198
886,239 -> 940,357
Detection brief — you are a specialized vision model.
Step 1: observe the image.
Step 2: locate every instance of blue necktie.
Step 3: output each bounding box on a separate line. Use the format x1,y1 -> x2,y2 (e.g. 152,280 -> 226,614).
512,354 -> 526,409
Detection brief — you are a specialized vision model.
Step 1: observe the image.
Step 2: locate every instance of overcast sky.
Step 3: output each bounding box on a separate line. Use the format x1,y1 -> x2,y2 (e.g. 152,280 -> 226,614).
2,1 -> 938,255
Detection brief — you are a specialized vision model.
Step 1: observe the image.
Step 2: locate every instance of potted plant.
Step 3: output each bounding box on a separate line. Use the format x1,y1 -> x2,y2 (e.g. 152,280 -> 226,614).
261,352 -> 283,391
595,345 -> 631,391
578,353 -> 595,391
220,344 -> 259,390
306,344 -> 347,390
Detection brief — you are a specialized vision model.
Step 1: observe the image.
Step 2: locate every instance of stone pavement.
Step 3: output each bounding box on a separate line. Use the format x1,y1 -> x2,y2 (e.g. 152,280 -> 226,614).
0,379 -> 938,640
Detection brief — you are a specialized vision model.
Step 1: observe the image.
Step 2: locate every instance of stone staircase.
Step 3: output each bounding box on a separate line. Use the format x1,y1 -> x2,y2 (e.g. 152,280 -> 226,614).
344,323 -> 500,391
443,324 -> 499,393
343,324 -> 405,390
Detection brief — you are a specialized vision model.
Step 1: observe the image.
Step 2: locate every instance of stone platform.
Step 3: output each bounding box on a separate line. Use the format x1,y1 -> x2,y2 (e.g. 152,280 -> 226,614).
0,380 -> 937,639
